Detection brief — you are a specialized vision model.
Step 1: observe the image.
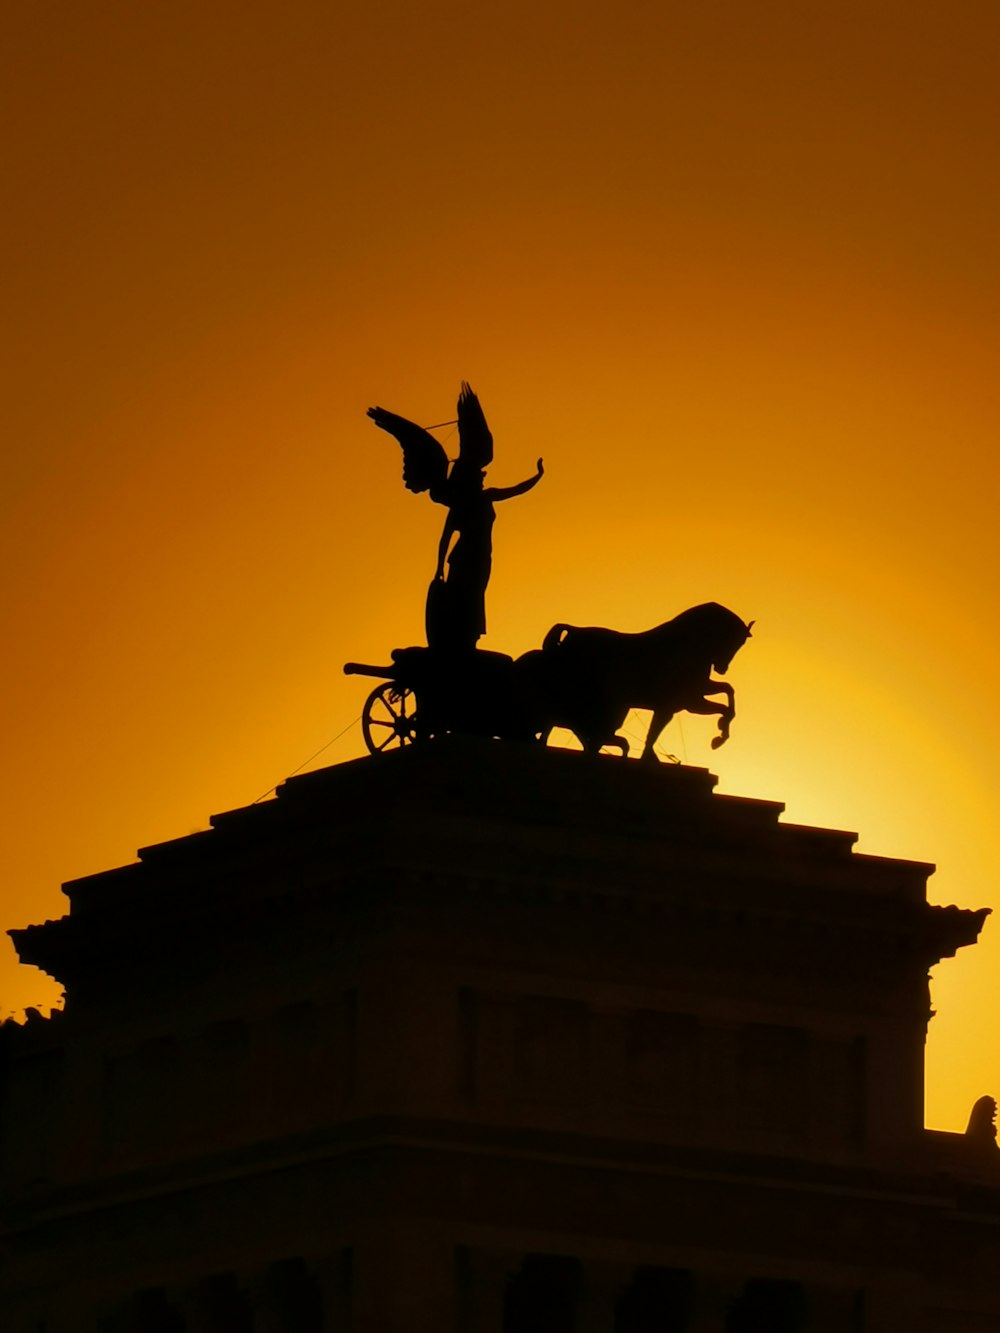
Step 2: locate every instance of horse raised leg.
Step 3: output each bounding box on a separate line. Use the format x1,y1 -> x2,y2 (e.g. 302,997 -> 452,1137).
688,681 -> 735,749
643,682 -> 736,759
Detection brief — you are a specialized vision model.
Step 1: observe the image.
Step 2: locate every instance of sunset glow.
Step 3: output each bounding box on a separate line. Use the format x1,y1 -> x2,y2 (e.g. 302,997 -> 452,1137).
2,1 -> 998,1131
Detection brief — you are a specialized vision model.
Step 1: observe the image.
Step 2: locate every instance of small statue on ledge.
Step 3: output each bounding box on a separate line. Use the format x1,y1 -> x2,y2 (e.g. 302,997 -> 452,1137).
367,383 -> 543,652
965,1095 -> 998,1153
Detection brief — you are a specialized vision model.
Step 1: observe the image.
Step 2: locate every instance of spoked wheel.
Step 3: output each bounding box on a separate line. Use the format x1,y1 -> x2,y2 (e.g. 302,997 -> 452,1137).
362,682 -> 418,754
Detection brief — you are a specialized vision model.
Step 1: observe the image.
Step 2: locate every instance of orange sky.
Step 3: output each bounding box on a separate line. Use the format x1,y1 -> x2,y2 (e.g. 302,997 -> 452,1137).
2,1 -> 998,1130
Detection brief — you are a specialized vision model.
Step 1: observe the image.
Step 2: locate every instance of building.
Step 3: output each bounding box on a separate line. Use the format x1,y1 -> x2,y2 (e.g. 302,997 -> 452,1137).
1,738 -> 997,1330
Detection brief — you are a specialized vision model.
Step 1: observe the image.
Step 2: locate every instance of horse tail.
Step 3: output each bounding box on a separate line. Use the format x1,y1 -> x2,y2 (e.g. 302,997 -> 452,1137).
542,623 -> 574,652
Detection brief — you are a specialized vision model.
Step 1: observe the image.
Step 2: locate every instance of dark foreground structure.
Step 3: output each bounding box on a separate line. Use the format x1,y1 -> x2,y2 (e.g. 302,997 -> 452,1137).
2,741 -> 998,1330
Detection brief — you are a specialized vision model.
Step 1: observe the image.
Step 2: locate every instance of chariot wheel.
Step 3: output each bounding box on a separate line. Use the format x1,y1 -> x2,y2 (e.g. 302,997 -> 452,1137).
362,682 -> 418,754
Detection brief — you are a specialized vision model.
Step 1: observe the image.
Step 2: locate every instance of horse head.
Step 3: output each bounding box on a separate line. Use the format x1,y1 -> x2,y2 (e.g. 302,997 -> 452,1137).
709,610 -> 753,674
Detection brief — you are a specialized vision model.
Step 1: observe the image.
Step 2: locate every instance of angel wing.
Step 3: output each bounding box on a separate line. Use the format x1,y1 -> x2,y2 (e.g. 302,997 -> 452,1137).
367,406 -> 450,498
457,382 -> 494,470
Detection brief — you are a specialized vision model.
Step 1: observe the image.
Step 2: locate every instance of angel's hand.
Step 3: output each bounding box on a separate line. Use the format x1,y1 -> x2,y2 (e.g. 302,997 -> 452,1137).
536,458 -> 545,476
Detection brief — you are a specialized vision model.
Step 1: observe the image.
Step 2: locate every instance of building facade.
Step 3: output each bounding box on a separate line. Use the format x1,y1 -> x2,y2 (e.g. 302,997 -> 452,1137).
1,740 -> 997,1330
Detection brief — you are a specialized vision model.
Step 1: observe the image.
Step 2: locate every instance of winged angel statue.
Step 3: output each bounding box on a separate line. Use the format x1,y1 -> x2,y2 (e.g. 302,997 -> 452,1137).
368,383 -> 544,651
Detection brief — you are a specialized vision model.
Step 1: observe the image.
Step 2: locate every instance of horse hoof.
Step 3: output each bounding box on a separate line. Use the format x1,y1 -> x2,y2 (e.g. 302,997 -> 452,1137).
710,735 -> 727,750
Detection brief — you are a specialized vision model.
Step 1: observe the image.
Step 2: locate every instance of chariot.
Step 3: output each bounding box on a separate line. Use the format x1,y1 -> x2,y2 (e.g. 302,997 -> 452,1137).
344,602 -> 751,759
344,646 -> 538,754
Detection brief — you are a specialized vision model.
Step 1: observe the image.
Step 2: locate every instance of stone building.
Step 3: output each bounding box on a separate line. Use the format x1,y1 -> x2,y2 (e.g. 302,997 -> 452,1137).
1,739 -> 997,1330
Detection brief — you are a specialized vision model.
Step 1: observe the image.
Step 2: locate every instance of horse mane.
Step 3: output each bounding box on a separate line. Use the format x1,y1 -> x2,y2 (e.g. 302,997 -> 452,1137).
653,602 -> 748,637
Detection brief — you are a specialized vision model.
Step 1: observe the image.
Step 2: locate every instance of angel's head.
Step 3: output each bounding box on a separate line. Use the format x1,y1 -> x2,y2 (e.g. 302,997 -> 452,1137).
449,458 -> 486,493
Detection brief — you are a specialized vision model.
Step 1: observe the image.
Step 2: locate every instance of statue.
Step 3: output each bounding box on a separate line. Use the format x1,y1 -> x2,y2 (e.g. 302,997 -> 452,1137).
966,1096 -> 998,1151
347,383 -> 754,760
521,603 -> 753,759
367,383 -> 543,651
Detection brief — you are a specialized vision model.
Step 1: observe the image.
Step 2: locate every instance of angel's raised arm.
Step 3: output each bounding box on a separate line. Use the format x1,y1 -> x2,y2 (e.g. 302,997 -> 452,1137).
367,406 -> 450,500
488,458 -> 545,503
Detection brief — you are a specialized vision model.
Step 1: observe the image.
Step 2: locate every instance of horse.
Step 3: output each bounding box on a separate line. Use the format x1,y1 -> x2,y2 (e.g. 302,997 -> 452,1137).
516,602 -> 753,760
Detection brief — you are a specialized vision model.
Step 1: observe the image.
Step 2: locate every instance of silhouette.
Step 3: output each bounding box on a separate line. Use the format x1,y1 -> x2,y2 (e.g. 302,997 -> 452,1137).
521,601 -> 753,758
344,644 -> 530,751
6,716 -> 993,1325
965,1095 -> 998,1150
367,383 -> 543,650
345,601 -> 753,759
356,385 -> 752,760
